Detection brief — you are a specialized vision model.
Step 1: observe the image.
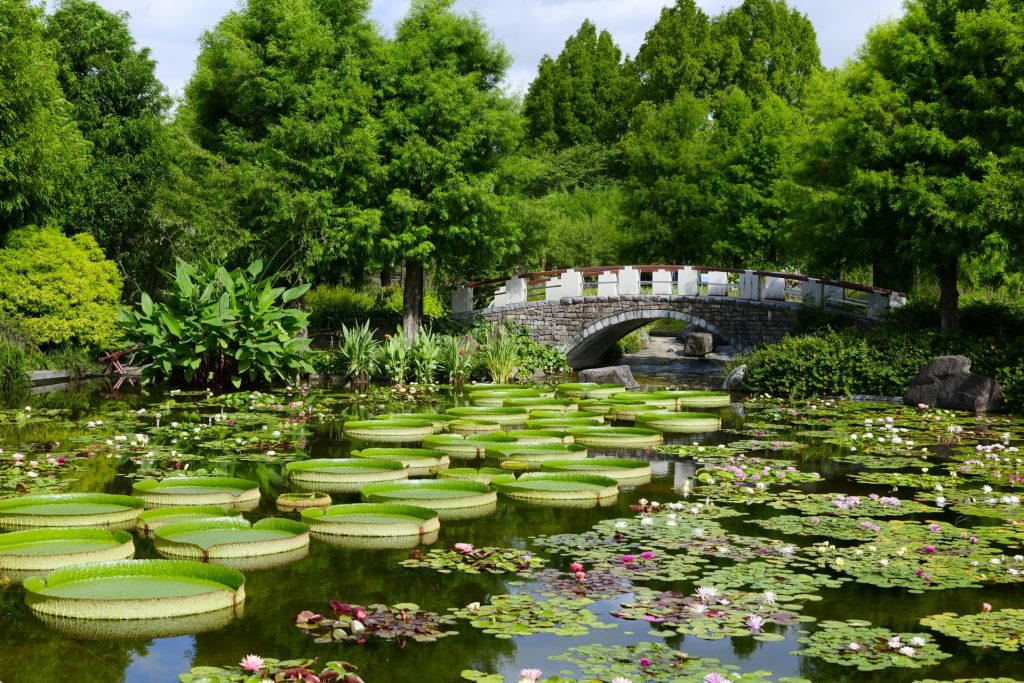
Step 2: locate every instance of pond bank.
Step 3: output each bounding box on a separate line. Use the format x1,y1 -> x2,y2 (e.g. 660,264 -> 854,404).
618,334 -> 735,388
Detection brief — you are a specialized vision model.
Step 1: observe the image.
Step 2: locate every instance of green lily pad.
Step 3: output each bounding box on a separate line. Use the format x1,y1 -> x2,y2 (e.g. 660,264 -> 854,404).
920,609 -> 1024,652
791,619 -> 952,671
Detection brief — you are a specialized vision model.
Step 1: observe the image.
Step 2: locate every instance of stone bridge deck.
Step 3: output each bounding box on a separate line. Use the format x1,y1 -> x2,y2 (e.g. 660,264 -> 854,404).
453,265 -> 905,368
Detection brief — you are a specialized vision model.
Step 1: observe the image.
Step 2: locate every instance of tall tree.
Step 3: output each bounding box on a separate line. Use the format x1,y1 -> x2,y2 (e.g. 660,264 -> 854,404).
522,20 -> 635,148
712,0 -> 822,105
0,0 -> 88,236
787,0 -> 1024,330
633,0 -> 715,105
182,0 -> 383,282
373,0 -> 523,342
45,0 -> 173,294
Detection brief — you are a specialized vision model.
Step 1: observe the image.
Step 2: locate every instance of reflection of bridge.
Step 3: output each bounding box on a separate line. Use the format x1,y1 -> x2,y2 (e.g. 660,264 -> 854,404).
453,265 -> 906,368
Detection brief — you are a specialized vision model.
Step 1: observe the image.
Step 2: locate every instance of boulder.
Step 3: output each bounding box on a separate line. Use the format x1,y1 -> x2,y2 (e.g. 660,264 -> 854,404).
578,365 -> 640,390
722,364 -> 746,391
903,355 -> 1003,412
681,331 -> 714,357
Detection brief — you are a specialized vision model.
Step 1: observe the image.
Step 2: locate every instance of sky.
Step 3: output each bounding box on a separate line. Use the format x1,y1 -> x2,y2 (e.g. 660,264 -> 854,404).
85,0 -> 907,99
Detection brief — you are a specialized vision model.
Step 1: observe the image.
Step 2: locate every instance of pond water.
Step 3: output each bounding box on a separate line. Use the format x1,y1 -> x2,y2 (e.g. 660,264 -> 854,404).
0,380 -> 1022,683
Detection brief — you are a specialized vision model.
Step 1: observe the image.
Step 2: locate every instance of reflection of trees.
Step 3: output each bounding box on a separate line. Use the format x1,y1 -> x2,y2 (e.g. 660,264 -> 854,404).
0,589 -> 147,683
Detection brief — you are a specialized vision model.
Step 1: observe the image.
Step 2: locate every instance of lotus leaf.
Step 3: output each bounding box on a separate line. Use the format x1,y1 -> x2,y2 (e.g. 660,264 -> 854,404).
295,600 -> 458,645
451,594 -> 614,638
401,545 -> 546,575
791,619 -> 951,671
920,609 -> 1024,652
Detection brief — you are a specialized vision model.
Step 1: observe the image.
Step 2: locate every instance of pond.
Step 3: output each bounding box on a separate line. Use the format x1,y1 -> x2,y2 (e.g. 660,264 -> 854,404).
0,380 -> 1022,683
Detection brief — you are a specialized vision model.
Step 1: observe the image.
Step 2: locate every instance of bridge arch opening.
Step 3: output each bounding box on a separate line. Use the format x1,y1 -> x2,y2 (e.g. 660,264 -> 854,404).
564,308 -> 731,369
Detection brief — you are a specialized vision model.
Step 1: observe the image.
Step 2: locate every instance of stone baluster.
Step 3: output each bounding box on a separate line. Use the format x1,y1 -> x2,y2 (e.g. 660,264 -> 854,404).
651,268 -> 673,295
739,270 -> 759,300
706,270 -> 729,297
618,266 -> 640,296
801,278 -> 823,307
678,266 -> 699,296
452,285 -> 473,313
763,276 -> 785,300
597,270 -> 618,297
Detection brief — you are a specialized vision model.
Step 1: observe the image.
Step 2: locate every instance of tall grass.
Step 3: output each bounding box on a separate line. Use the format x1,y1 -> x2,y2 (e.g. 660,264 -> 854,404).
439,335 -> 476,386
481,330 -> 517,383
338,321 -> 378,386
0,339 -> 29,395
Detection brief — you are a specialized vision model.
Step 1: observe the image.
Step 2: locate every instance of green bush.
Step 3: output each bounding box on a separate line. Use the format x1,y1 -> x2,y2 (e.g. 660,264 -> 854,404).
0,338 -> 29,395
472,321 -> 568,378
379,286 -> 446,319
119,259 -> 312,389
306,285 -> 376,328
0,226 -> 122,349
615,328 -> 649,355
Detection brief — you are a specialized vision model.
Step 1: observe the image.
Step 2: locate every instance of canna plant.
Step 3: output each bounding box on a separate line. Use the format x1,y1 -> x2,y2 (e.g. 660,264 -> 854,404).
438,335 -> 476,386
379,328 -> 410,385
481,329 -> 517,383
338,321 -> 378,386
411,329 -> 440,385
119,259 -> 311,389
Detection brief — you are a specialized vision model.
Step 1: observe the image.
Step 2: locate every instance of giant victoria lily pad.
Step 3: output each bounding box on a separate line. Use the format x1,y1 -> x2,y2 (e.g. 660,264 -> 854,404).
655,390 -> 733,409
437,468 -> 516,486
351,448 -> 450,476
24,559 -> 246,620
468,388 -> 546,406
132,477 -> 261,510
136,506 -> 240,536
445,407 -> 530,425
343,420 -> 435,443
634,411 -> 722,433
286,458 -> 408,493
153,517 -> 309,561
361,480 -> 497,520
301,503 -> 440,542
0,493 -> 145,529
0,528 -> 135,576
496,473 -> 618,508
540,458 -> 652,484
566,427 -> 664,448
484,442 -> 588,464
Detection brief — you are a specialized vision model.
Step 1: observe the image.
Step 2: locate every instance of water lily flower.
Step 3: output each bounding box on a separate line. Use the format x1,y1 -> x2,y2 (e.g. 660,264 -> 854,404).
350,620 -> 365,633
888,636 -> 902,649
929,524 -> 941,533
695,586 -> 719,602
898,646 -> 915,656
453,543 -> 474,554
239,654 -> 265,672
744,614 -> 766,632
640,551 -> 655,560
982,603 -> 992,612
574,570 -> 586,582
611,678 -> 633,683
640,517 -> 654,526
518,669 -> 542,682
467,602 -> 480,613
639,657 -> 652,667
910,637 -> 926,647
703,674 -> 733,683
570,562 -> 583,572
761,591 -> 777,606
848,643 -> 860,651
621,555 -> 635,564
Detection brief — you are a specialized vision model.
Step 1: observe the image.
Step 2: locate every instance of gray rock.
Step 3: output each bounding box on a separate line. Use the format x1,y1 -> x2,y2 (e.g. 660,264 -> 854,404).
903,355 -> 1003,412
681,331 -> 714,357
578,365 -> 640,390
722,364 -> 746,391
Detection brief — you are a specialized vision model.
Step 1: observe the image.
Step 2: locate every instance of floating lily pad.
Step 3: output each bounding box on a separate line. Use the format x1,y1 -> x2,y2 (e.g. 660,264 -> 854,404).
301,503 -> 440,541
179,658 -> 364,683
766,492 -> 932,516
791,619 -> 952,671
133,477 -> 261,509
920,609 -> 1024,652
154,517 -> 309,561
698,560 -> 847,593
635,411 -> 722,433
445,407 -> 530,425
296,600 -> 458,645
0,528 -> 134,576
451,593 -> 614,638
540,458 -> 652,484
286,458 -> 408,493
496,473 -> 618,508
24,559 -> 246,620
446,419 -> 504,435
361,480 -> 497,520
136,505 -> 239,536
469,388 -> 545,406
343,419 -> 435,443
276,491 -> 332,512
437,468 -> 516,485
654,390 -> 733,408
566,427 -> 664,448
401,544 -> 545,575
0,493 -> 144,528
351,448 -> 450,476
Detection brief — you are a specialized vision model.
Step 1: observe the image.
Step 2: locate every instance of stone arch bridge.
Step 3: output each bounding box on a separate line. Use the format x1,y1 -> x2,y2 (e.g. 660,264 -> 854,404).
452,265 -> 905,368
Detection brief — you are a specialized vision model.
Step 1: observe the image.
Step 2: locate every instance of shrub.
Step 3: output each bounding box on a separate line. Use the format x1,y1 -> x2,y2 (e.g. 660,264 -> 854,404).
438,335 -> 476,386
480,329 -> 517,383
379,286 -> 446,319
119,259 -> 311,389
615,328 -> 649,355
410,329 -> 440,384
0,226 -> 122,349
306,285 -> 376,328
473,321 -> 568,378
378,331 -> 410,385
0,338 -> 29,394
338,321 -> 378,385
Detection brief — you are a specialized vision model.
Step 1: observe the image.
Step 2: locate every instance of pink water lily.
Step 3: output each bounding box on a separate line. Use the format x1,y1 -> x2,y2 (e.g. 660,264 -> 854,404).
453,542 -> 474,554
239,654 -> 265,672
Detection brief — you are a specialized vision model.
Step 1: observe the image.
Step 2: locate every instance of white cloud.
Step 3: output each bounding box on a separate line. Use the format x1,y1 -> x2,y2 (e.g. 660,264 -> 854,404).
87,0 -> 906,98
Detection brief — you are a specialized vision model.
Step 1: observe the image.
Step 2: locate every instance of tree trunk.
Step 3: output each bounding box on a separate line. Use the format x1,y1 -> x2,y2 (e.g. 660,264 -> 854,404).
380,265 -> 392,288
935,255 -> 959,332
403,258 -> 424,346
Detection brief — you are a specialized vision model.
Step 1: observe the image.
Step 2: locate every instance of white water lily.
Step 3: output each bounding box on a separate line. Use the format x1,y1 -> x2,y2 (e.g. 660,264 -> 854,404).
910,637 -> 926,647
761,591 -> 777,606
898,646 -> 915,656
888,636 -> 902,649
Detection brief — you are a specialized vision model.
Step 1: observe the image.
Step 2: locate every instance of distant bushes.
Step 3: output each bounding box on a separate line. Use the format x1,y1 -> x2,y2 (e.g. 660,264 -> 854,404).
306,284 -> 446,329
741,299 -> 1024,412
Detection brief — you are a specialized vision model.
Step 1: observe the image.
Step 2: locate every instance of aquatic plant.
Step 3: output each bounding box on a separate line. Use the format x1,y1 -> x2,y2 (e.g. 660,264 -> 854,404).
401,544 -> 546,575
178,657 -> 365,683
920,608 -> 1024,652
791,620 -> 951,671
452,593 -> 615,638
338,321 -> 379,386
295,600 -> 458,644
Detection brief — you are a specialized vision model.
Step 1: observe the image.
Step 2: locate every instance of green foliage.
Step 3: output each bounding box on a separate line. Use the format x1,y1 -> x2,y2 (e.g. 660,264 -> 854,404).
615,328 -> 648,355
0,226 -> 122,349
337,321 -> 378,386
45,0 -> 173,294
179,658 -> 364,683
523,20 -> 635,148
633,0 -> 716,103
181,0 -> 383,280
410,329 -> 440,384
480,329 -> 517,384
119,259 -> 312,389
378,331 -> 410,385
437,335 -> 476,386
380,286 -> 446,320
0,0 -> 88,234
787,0 -> 1024,329
306,285 -> 376,328
0,338 -> 29,395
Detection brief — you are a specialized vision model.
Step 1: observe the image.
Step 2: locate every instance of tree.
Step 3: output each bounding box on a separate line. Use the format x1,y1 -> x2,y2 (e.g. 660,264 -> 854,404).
633,0 -> 716,105
711,0 -> 822,105
372,0 -> 523,343
0,0 -> 88,235
182,0 -> 383,282
522,20 -> 635,148
45,0 -> 173,294
787,0 -> 1024,330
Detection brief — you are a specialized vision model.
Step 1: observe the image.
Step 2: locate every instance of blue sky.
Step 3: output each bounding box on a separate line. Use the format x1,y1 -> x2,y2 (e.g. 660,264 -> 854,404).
86,1 -> 906,99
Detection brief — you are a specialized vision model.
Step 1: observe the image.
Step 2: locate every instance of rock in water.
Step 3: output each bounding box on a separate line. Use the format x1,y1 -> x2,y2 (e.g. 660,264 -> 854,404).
903,355 -> 1003,411
578,365 -> 640,390
722,364 -> 746,391
681,332 -> 714,357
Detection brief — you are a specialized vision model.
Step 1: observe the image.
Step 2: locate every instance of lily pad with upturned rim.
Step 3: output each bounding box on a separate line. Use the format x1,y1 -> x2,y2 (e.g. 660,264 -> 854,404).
132,477 -> 261,510
286,458 -> 408,493
153,517 -> 309,560
567,426 -> 664,448
0,528 -> 135,574
445,407 -> 530,425
351,448 -> 450,476
24,559 -> 246,620
276,492 -> 332,512
301,503 -> 440,540
437,468 -> 516,485
342,420 -> 435,443
0,493 -> 145,528
136,506 -> 240,536
539,458 -> 652,484
495,473 -> 618,507
361,480 -> 497,518
634,411 -> 722,433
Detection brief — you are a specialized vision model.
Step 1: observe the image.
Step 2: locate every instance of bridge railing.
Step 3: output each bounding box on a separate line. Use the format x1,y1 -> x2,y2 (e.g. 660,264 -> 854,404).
454,266 -> 906,321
